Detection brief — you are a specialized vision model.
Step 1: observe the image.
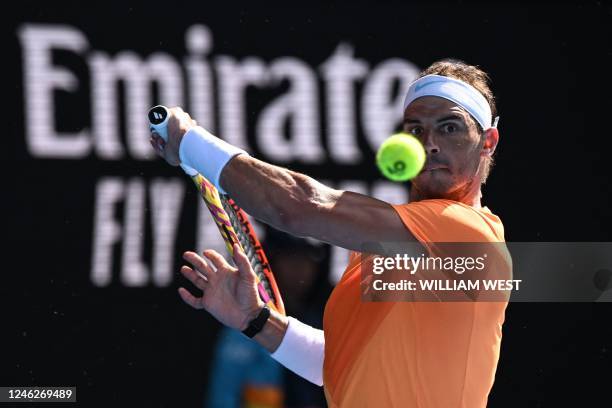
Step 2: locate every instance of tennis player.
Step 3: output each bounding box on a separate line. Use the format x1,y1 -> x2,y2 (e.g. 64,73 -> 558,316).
151,59 -> 508,407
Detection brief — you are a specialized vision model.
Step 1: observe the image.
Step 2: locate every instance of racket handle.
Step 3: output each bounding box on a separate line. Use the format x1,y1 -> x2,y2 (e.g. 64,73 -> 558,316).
148,105 -> 170,142
180,164 -> 198,176
148,105 -> 199,177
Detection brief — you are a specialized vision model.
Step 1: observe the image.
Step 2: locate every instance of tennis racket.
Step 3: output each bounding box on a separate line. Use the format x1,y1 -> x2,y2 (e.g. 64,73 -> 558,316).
148,105 -> 285,315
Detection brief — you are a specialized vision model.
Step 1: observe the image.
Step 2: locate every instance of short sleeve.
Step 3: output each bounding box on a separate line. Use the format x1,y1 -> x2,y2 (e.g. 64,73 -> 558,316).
392,199 -> 504,244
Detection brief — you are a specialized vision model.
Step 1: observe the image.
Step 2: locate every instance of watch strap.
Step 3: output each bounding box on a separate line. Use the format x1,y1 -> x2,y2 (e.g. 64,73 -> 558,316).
242,306 -> 271,338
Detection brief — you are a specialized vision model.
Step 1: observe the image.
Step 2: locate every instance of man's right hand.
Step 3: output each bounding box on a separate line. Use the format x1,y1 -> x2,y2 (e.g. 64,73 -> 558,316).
149,106 -> 197,167
179,243 -> 265,331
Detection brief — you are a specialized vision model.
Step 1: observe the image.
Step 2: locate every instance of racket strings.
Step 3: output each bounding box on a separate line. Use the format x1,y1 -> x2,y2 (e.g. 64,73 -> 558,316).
221,198 -> 277,304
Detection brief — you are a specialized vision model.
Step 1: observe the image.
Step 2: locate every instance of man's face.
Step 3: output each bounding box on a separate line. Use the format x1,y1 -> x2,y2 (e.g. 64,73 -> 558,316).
403,96 -> 487,201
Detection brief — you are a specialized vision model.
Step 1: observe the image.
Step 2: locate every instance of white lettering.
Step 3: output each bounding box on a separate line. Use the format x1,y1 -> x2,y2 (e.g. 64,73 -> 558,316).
150,179 -> 185,286
362,59 -> 419,149
91,178 -> 124,286
215,56 -> 267,150
185,25 -> 216,132
320,44 -> 368,163
89,51 -> 184,159
121,179 -> 148,286
18,24 -> 91,158
257,58 -> 323,162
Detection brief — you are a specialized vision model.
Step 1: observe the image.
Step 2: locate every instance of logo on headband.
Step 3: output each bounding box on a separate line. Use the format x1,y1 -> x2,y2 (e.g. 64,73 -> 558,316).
414,80 -> 447,92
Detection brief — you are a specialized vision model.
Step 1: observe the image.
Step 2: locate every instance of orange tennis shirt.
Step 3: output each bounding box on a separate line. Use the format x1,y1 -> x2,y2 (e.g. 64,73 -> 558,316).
322,199 -> 510,407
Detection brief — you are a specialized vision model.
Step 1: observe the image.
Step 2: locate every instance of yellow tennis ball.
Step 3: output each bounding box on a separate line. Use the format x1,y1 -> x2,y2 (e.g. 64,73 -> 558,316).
376,133 -> 426,181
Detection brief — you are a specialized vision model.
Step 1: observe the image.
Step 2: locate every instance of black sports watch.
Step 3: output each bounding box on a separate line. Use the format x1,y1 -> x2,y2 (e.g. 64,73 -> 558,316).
242,306 -> 271,338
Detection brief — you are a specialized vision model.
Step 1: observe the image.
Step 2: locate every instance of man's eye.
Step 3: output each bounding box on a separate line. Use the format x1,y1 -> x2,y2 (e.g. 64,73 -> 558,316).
441,123 -> 457,133
408,127 -> 423,136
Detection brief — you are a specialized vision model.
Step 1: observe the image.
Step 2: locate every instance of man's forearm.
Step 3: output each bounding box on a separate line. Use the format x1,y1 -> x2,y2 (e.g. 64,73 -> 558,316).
220,154 -> 334,234
252,308 -> 289,353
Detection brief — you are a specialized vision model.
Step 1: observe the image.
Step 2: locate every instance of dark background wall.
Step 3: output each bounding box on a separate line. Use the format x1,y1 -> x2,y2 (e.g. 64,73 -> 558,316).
4,1 -> 611,407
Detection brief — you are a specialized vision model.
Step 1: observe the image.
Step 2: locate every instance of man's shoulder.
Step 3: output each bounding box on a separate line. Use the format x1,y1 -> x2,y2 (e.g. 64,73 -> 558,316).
400,199 -> 500,219
394,199 -> 505,242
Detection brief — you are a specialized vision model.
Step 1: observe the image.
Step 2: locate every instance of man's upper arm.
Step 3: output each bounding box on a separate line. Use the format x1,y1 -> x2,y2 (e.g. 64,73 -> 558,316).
293,187 -> 418,253
221,157 -> 417,252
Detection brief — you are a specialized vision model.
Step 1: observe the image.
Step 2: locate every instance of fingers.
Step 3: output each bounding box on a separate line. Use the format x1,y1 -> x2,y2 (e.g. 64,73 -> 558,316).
232,243 -> 255,281
170,106 -> 191,119
180,265 -> 208,291
151,132 -> 166,147
149,132 -> 166,155
178,253 -> 211,310
178,287 -> 204,309
202,249 -> 231,271
183,251 -> 215,279
169,106 -> 196,128
149,138 -> 157,153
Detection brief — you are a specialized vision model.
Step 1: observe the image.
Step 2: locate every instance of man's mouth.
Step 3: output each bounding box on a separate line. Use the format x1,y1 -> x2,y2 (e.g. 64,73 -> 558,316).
421,165 -> 447,172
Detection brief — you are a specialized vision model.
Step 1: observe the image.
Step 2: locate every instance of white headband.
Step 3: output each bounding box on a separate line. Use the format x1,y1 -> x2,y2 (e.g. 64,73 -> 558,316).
403,74 -> 499,130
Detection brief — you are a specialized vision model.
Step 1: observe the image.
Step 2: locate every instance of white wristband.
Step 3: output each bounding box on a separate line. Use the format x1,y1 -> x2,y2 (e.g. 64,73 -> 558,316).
178,126 -> 248,194
270,317 -> 324,386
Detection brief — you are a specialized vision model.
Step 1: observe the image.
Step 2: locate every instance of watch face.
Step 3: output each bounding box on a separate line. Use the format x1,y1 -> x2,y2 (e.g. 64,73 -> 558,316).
148,106 -> 168,125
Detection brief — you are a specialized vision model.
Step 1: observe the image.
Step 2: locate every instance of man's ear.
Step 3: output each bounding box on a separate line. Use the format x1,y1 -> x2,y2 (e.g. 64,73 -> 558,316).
482,127 -> 499,157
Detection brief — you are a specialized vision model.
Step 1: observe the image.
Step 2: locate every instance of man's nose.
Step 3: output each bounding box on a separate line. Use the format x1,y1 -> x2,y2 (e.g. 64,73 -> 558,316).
421,130 -> 440,154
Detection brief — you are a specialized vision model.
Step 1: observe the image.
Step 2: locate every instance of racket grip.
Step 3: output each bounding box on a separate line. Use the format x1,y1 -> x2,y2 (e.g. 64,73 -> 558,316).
148,105 -> 170,142
148,105 -> 199,177
180,163 -> 199,176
